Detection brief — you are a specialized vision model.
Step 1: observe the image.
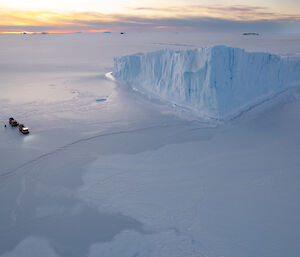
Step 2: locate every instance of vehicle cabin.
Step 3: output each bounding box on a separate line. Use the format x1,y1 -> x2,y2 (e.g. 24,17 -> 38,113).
19,124 -> 29,134
9,117 -> 19,127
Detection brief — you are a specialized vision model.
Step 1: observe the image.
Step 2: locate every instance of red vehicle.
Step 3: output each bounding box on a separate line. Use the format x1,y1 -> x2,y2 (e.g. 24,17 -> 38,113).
9,117 -> 19,127
19,124 -> 29,134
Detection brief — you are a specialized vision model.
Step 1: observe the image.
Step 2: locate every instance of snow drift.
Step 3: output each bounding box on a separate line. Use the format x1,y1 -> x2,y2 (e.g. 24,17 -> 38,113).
113,46 -> 300,119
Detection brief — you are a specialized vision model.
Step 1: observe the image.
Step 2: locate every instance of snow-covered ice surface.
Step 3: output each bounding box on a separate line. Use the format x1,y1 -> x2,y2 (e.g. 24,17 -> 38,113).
114,46 -> 300,119
0,32 -> 300,257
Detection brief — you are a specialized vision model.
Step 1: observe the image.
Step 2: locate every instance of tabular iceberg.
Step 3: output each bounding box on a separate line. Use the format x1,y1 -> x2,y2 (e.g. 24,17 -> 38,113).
113,46 -> 300,119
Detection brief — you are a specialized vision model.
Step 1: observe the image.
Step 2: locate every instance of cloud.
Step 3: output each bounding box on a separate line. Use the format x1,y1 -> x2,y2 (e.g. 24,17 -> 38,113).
0,4 -> 299,33
123,5 -> 300,21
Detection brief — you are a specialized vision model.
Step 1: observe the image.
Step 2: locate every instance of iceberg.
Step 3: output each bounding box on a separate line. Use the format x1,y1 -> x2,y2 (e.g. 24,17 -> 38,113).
113,46 -> 300,119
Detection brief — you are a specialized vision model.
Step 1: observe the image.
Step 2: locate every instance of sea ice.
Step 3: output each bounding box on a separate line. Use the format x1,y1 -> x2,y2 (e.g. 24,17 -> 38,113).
1,32 -> 300,257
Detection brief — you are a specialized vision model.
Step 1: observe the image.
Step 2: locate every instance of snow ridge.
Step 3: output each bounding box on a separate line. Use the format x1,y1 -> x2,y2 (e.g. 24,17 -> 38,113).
113,46 -> 300,119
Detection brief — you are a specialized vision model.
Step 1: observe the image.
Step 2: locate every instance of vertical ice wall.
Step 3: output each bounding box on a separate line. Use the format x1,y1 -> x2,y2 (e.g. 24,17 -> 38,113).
114,46 -> 300,119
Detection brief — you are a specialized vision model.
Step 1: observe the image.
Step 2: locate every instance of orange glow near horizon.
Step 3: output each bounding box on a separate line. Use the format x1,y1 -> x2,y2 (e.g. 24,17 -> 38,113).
0,29 -> 114,34
0,3 -> 299,33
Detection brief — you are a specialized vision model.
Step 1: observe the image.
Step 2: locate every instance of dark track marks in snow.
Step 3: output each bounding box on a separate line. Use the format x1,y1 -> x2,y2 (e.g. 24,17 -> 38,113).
0,124 -> 175,181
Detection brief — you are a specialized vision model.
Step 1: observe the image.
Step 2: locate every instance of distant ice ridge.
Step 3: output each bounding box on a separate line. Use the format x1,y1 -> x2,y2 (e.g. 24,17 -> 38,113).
113,46 -> 300,120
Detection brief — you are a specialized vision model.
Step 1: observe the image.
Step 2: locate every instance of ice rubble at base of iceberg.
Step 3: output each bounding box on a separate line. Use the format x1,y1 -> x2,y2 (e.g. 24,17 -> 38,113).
113,46 -> 300,120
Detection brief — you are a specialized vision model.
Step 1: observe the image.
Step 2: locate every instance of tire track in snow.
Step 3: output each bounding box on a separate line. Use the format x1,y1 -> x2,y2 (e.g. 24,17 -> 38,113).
11,175 -> 27,223
0,123 -> 179,181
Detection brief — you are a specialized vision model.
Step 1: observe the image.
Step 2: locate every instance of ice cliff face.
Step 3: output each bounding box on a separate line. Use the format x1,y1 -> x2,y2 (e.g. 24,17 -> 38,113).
113,46 -> 300,119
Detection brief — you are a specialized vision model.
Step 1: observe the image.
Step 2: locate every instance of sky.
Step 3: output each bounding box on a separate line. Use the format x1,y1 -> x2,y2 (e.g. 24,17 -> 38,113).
0,0 -> 299,33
